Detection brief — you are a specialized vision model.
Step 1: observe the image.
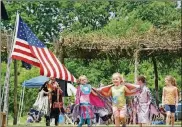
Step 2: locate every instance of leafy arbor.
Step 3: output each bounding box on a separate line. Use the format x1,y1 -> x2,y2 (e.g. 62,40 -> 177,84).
1,1 -> 181,125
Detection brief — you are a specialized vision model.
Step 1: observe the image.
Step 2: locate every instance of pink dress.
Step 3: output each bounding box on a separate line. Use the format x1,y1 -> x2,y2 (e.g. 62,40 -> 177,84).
74,84 -> 105,120
136,85 -> 151,123
79,84 -> 94,119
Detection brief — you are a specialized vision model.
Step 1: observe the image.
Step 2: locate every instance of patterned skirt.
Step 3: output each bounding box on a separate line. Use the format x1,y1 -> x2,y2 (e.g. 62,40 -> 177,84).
137,103 -> 150,123
80,103 -> 94,119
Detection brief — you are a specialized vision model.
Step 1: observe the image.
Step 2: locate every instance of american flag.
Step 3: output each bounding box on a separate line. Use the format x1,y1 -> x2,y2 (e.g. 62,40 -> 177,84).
11,14 -> 76,82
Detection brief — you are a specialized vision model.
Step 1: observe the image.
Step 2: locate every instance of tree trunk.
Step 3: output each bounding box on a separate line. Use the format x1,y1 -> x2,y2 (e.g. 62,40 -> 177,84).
13,60 -> 18,125
152,57 -> 159,106
54,38 -> 64,64
54,38 -> 65,105
59,38 -> 64,64
59,45 -> 64,64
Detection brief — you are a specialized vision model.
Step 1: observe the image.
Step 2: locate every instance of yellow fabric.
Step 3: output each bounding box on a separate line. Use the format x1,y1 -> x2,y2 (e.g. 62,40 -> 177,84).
111,85 -> 126,108
164,87 -> 176,105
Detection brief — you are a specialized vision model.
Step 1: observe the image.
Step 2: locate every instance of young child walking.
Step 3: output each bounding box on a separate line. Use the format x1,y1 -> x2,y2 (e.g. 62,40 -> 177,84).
75,75 -> 98,127
135,75 -> 156,127
162,75 -> 179,127
100,72 -> 138,127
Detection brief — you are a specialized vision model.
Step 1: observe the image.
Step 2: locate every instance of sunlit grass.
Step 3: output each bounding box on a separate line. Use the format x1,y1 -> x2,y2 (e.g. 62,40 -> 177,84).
7,115 -> 182,126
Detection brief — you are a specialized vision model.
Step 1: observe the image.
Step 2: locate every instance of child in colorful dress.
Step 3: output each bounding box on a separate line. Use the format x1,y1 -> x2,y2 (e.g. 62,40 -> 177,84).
75,75 -> 98,127
100,72 -> 138,127
162,75 -> 179,127
135,75 -> 155,127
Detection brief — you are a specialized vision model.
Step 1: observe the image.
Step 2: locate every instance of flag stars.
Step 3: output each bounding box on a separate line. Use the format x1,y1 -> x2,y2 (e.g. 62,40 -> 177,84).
17,17 -> 45,48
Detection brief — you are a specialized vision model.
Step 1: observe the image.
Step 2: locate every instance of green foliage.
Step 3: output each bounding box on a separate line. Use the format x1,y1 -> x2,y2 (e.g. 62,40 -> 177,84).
135,1 -> 180,28
1,57 -> 181,116
1,1 -> 181,118
1,61 -> 39,115
2,1 -> 62,42
102,16 -> 152,37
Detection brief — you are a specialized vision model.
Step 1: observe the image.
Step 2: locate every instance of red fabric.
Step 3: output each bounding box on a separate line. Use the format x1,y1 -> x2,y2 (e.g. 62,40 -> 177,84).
89,92 -> 105,107
100,83 -> 140,96
53,102 -> 63,109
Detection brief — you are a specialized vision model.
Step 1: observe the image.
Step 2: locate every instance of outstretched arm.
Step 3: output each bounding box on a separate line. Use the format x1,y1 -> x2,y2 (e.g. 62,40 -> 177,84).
101,88 -> 112,97
91,88 -> 98,96
124,86 -> 133,94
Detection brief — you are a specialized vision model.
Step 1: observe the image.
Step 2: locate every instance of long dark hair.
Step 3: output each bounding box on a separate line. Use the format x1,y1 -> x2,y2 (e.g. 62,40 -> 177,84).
39,81 -> 49,92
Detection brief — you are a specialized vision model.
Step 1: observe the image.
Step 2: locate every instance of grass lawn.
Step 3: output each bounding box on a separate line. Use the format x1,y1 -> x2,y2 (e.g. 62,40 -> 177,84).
7,116 -> 182,127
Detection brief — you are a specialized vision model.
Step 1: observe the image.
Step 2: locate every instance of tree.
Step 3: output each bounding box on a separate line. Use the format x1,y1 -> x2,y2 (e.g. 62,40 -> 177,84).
1,1 -> 62,42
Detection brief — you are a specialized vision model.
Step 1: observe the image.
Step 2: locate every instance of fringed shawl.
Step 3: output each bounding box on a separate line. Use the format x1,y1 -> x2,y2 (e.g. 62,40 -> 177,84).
75,85 -> 105,107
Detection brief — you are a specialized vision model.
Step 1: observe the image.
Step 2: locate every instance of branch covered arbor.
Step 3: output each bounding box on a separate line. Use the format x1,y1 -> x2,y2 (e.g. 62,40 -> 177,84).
55,26 -> 181,105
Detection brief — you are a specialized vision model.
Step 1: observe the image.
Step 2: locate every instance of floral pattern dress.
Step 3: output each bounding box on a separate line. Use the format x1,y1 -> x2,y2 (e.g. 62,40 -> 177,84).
136,85 -> 154,123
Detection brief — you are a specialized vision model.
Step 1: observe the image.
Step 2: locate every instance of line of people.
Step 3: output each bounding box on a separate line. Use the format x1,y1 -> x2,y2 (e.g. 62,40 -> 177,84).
73,73 -> 179,127
32,73 -> 179,127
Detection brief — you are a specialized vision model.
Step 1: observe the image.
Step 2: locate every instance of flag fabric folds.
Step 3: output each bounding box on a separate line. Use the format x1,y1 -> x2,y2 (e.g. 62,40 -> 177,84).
11,14 -> 76,82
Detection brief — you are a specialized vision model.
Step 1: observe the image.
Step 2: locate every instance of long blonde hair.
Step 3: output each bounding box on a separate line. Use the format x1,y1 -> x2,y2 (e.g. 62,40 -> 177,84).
165,75 -> 177,87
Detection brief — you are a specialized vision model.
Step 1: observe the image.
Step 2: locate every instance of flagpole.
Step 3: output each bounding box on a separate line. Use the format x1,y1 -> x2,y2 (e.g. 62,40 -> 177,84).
3,12 -> 19,126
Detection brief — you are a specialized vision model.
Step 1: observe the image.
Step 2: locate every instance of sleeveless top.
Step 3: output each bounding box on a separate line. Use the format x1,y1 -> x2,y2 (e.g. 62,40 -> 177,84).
111,85 -> 126,108
164,87 -> 176,105
80,84 -> 91,104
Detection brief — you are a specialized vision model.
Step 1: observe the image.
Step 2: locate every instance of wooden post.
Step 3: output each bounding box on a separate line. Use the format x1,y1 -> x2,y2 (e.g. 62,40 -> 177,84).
3,32 -> 14,126
133,50 -> 139,124
54,38 -> 65,105
59,38 -> 64,64
134,50 -> 139,84
0,112 -> 6,127
54,38 -> 64,64
13,60 -> 18,125
59,38 -> 65,105
152,56 -> 159,106
3,13 -> 18,126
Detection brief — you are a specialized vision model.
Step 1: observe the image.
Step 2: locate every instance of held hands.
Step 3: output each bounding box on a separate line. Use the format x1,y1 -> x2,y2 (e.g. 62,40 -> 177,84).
131,87 -> 140,93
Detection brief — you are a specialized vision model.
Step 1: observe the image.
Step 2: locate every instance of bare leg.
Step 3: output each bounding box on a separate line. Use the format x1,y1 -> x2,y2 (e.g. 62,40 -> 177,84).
142,123 -> 148,127
139,123 -> 142,127
133,111 -> 136,124
166,111 -> 171,125
171,113 -> 175,127
115,116 -> 120,127
120,117 -> 126,127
